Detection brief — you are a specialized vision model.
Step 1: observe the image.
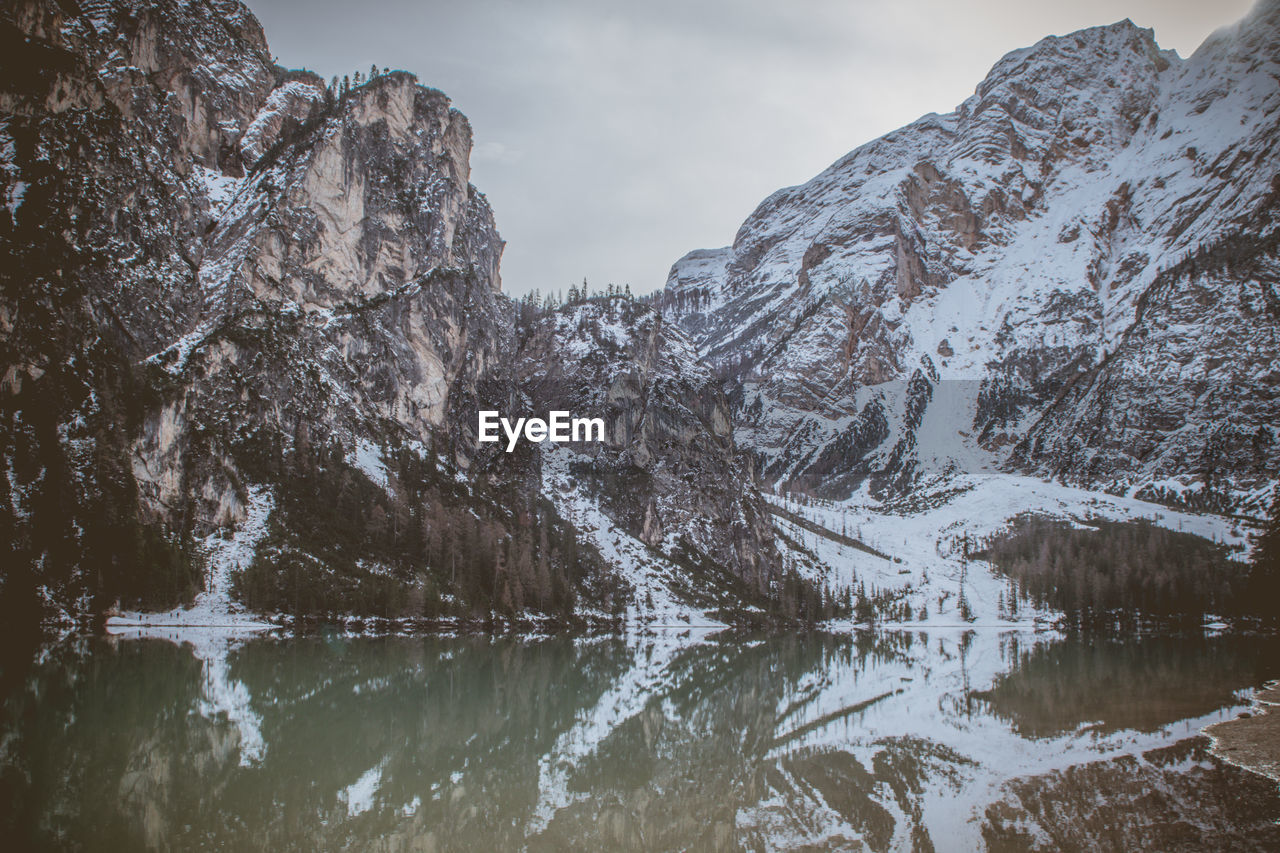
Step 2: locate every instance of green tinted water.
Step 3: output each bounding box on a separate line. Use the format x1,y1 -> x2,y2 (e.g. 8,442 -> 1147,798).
1,630 -> 1277,851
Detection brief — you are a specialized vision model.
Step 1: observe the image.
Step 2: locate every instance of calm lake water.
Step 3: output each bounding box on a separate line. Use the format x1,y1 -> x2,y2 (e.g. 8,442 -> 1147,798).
2,629 -> 1279,852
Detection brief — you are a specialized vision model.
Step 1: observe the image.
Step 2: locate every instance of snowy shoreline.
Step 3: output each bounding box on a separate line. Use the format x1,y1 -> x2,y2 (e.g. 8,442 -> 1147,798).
105,485 -> 277,633
1202,680 -> 1280,784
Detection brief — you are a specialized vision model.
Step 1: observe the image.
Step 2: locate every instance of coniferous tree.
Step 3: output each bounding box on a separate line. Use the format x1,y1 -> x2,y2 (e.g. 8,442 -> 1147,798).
536,524 -> 552,612
1249,492 -> 1280,616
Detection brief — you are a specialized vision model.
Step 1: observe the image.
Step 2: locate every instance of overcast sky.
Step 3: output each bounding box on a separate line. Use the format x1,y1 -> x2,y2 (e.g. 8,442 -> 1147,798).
244,0 -> 1255,296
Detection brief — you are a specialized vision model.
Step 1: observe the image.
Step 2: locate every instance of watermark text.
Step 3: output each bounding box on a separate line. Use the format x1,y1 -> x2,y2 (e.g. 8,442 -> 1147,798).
478,411 -> 605,452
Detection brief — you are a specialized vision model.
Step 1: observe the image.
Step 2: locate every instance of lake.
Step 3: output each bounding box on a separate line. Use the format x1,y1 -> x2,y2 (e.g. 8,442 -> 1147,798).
2,629 -> 1278,851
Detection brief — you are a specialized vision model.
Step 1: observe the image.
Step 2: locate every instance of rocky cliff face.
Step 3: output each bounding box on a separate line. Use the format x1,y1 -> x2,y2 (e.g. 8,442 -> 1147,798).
135,66 -> 512,528
664,2 -> 1280,515
0,0 -> 516,622
1,0 -> 537,623
517,298 -> 781,613
1,0 -> 797,626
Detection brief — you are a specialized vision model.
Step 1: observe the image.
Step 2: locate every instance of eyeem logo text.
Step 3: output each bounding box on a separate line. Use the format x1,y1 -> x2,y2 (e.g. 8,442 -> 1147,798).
478,411 -> 605,452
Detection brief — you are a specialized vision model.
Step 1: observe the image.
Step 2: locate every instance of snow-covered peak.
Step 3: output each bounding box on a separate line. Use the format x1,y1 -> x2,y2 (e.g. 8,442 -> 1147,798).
971,18 -> 1170,101
663,4 -> 1280,511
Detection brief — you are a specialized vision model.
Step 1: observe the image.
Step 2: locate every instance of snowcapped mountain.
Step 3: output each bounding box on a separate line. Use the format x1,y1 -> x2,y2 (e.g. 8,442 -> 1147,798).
663,0 -> 1280,516
2,0 -> 1274,630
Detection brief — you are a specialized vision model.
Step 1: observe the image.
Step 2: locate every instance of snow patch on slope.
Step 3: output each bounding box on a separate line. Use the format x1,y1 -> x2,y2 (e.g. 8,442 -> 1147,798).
194,164 -> 242,215
107,485 -> 276,630
346,437 -> 389,491
541,445 -> 719,627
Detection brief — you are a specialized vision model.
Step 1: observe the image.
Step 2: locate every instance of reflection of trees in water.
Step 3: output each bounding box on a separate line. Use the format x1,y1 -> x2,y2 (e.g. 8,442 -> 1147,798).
0,639 -> 220,851
971,633 -> 1280,739
532,633 -> 840,849
0,636 -> 634,851
747,736 -> 974,852
1,631 -> 1278,851
0,632 -> 929,851
198,635 -> 635,852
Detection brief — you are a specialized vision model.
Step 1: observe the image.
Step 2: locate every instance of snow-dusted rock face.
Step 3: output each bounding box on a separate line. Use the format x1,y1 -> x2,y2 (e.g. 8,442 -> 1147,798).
9,0 -> 1272,627
6,0 -> 506,496
85,0 -> 278,173
664,2 -> 1280,514
517,298 -> 781,606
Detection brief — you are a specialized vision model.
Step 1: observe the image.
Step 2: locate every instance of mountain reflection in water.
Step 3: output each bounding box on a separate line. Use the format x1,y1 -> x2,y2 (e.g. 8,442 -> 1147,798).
1,629 -> 1278,852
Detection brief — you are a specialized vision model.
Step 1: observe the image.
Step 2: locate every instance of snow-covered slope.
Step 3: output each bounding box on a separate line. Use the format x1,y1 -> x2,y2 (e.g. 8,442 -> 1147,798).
540,444 -> 718,626
107,485 -> 276,629
772,472 -> 1249,626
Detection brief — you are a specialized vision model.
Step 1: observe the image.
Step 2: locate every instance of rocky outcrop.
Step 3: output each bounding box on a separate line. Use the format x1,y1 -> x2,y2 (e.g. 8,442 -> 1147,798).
139,65 -> 510,524
663,3 -> 1280,513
